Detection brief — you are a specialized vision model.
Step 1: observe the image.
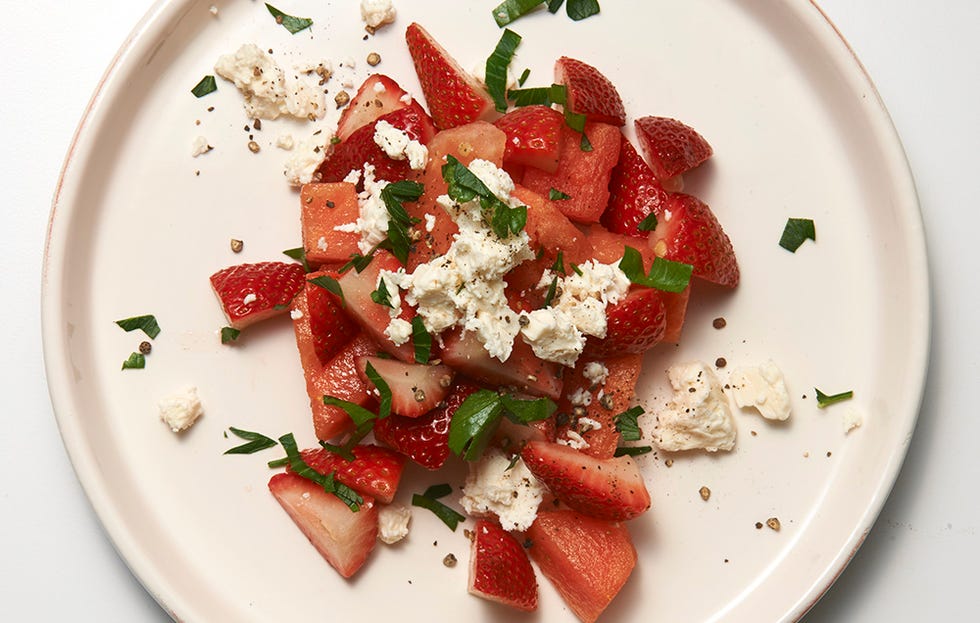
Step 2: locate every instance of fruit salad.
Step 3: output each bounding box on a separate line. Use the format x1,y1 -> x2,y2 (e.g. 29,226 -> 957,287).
209,18 -> 737,623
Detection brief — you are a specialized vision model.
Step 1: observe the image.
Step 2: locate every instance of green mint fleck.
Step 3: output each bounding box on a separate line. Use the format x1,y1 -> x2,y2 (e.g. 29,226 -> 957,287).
282,246 -> 311,272
412,484 -> 466,530
549,188 -> 571,201
619,247 -> 692,293
121,352 -> 145,370
224,427 -> 278,455
265,3 -> 313,34
614,445 -> 652,457
115,315 -> 161,339
308,275 -> 344,303
191,75 -> 217,98
492,0 -> 545,27
779,218 -> 816,252
638,213 -> 658,232
815,388 -> 854,408
566,0 -> 600,21
448,390 -> 555,461
220,326 -> 241,344
411,317 -> 432,364
613,406 -> 644,442
486,29 -> 522,112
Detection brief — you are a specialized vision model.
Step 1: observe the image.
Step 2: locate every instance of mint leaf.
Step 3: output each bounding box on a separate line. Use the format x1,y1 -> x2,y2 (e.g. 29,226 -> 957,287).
486,29 -> 522,112
121,352 -> 145,370
267,457 -> 289,468
491,0 -> 545,27
548,0 -> 565,12
779,218 -> 816,252
570,262 -> 583,276
265,3 -> 313,34
371,278 -> 393,308
282,246 -> 311,272
518,68 -> 531,86
279,433 -> 362,511
613,406 -> 644,442
448,390 -> 505,460
364,360 -> 393,418
638,213 -> 658,232
619,247 -> 692,293
549,188 -> 571,201
815,388 -> 854,408
224,427 -> 278,455
115,315 -> 161,339
380,180 -> 423,265
412,486 -> 466,530
411,317 -> 431,364
499,394 -> 557,423
220,326 -> 241,344
308,275 -> 344,302
191,75 -> 217,98
614,445 -> 652,457
566,0 -> 600,21
551,250 -> 566,275
422,483 -> 453,499
322,396 -> 377,427
339,251 -> 374,274
507,83 -> 566,107
442,155 -> 527,238
543,275 -> 559,307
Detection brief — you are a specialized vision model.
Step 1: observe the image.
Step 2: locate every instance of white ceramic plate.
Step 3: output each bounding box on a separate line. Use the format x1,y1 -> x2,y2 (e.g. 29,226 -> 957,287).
42,1 -> 928,621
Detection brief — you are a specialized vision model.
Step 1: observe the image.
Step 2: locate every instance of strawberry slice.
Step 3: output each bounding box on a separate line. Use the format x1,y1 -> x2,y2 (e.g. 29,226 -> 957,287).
555,57 -> 626,127
586,287 -> 667,357
520,440 -> 651,521
268,472 -> 378,578
527,509 -> 636,623
468,519 -> 538,612
316,101 -> 436,184
494,105 -> 564,174
634,116 -> 713,180
601,134 -> 669,238
295,444 -> 405,505
210,261 -> 305,329
305,270 -> 358,365
648,192 -> 739,287
440,329 -> 563,400
337,74 -> 411,142
355,355 -> 454,418
405,22 -> 495,130
374,380 -> 481,469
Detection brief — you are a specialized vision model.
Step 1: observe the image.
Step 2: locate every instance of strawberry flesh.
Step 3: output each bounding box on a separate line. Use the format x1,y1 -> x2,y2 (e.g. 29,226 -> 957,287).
586,287 -> 667,357
355,355 -> 454,418
634,115 -> 713,180
555,57 -> 627,127
295,444 -> 405,505
648,192 -> 739,287
468,519 -> 538,612
210,261 -> 305,329
601,134 -> 669,238
337,74 -> 410,142
494,105 -> 564,174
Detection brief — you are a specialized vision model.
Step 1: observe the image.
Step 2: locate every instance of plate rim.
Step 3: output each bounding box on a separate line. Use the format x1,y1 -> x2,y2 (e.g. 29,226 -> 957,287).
40,1 -> 931,621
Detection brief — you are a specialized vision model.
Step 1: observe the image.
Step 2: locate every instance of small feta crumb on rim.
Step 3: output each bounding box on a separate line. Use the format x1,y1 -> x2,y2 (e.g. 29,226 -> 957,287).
242,293 -> 257,305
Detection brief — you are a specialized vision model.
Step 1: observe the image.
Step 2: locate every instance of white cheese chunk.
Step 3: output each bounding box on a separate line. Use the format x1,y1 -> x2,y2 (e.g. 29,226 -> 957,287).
158,387 -> 204,433
373,120 -> 428,170
654,362 -> 736,452
377,503 -> 411,544
728,360 -> 792,421
842,407 -> 863,434
459,448 -> 545,532
191,136 -> 212,157
361,0 -> 397,29
214,44 -> 324,120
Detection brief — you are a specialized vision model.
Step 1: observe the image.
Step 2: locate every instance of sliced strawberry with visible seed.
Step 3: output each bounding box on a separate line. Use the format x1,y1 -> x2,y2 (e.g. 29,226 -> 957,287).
601,134 -> 669,238
405,22 -> 495,130
555,57 -> 626,127
468,519 -> 538,612
355,355 -> 454,418
294,444 -> 406,505
337,74 -> 411,142
210,261 -> 306,329
521,440 -> 651,521
634,116 -> 713,180
648,192 -> 739,287
268,472 -> 378,578
586,287 -> 667,357
305,270 -> 358,365
494,105 -> 564,174
440,329 -> 563,400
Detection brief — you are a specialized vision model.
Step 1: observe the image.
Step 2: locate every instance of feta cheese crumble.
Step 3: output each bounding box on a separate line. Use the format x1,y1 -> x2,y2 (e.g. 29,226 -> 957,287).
459,448 -> 545,532
653,362 -> 737,452
333,164 -> 391,253
377,502 -> 411,544
842,407 -> 864,434
360,0 -> 397,29
158,387 -> 204,433
283,127 -> 332,186
582,361 -> 610,386
290,309 -> 304,320
276,134 -> 295,150
373,120 -> 428,170
191,136 -> 212,157
728,360 -> 792,421
214,44 -> 324,121
242,293 -> 257,305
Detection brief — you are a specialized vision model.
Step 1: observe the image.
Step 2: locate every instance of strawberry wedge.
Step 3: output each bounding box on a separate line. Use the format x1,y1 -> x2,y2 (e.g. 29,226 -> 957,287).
468,520 -> 538,612
494,105 -> 564,174
648,192 -> 739,287
555,57 -> 627,127
634,116 -> 713,180
337,74 -> 411,142
210,261 -> 305,329
297,445 -> 405,505
355,356 -> 454,418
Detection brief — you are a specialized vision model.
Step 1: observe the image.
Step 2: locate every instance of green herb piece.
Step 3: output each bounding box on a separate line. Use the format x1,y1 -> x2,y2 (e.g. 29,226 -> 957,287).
330,135 -> 341,145
507,83 -> 566,107
499,394 -> 557,423
619,247 -> 693,293
279,433 -> 363,511
779,218 -> 816,252
561,109 -> 593,151
815,388 -> 854,408
267,457 -> 289,468
638,213 -> 658,232
338,251 -> 374,274
491,0 -> 545,27
364,360 -> 393,418
442,155 -> 527,239
380,180 -> 424,264
543,275 -> 559,307
121,352 -> 145,370
566,0 -> 600,21
570,263 -> 583,276
518,68 -> 531,86
412,484 -> 466,530
449,390 -> 556,461
319,419 -> 373,462
371,278 -> 393,308
265,3 -> 313,34
282,246 -> 311,272
614,445 -> 652,457
547,0 -> 565,12
411,317 -> 432,364
323,396 -> 377,427
224,427 -> 278,455
549,188 -> 571,201
551,250 -> 567,275
486,29 -> 522,112
613,406 -> 644,442
220,326 -> 241,344
308,275 -> 344,302
191,75 -> 217,98
115,315 -> 161,339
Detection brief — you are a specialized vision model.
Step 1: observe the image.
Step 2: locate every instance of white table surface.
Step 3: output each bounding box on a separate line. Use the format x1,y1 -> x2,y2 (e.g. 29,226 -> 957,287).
3,1 -> 976,620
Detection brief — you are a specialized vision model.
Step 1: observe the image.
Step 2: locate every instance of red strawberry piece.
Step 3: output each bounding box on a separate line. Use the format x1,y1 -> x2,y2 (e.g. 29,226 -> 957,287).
316,101 -> 436,184
301,183 -> 362,267
355,355 -> 454,418
468,519 -> 538,612
336,249 -> 417,363
586,287 -> 667,357
374,380 -> 481,469
210,261 -> 305,329
405,22 -> 495,130
555,57 -> 626,127
634,116 -> 713,180
295,444 -> 405,505
520,440 -> 651,521
601,134 -> 669,238
494,105 -> 564,174
648,192 -> 739,287
268,472 -> 378,578
337,74 -> 411,142
661,285 -> 690,344
305,270 -> 358,365
440,329 -> 563,400
527,509 -> 636,623
554,354 -> 643,459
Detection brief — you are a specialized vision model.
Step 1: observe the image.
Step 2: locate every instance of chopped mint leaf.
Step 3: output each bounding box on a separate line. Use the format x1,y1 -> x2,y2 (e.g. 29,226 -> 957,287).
442,155 -> 527,238
267,457 -> 289,468
371,278 -> 393,308
412,486 -> 466,530
339,251 -> 374,274
507,83 -> 566,107
115,315 -> 161,339
364,361 -> 393,418
779,218 -> 816,252
308,275 -> 344,302
380,180 -> 424,265
619,247 -> 692,293
490,201 -> 527,239
220,326 -> 241,344
499,394 -> 557,423
282,246 -> 311,272
638,213 -> 658,232
549,188 -> 571,201
191,75 -> 217,98
491,0 -> 545,27
566,0 -> 600,21
121,352 -> 145,370
265,3 -> 313,34
815,388 -> 854,408
449,390 -> 556,460
570,262 -> 583,276
279,433 -> 363,511
563,109 -> 587,133
322,396 -> 377,427
614,445 -> 652,457
518,68 -> 531,86
613,406 -> 644,442
224,427 -> 278,455
551,250 -> 567,275
543,275 -> 559,307
411,317 -> 432,364
548,0 -> 565,12
319,419 -> 373,462
486,29 -> 522,112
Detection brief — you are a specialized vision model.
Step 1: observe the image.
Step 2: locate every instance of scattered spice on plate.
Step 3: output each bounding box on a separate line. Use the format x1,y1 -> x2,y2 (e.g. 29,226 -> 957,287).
755,522 -> 763,530
766,517 -> 781,531
139,341 -> 152,355
715,357 -> 727,368
247,140 -> 260,153
367,52 -> 382,66
231,239 -> 244,253
335,91 -> 351,108
712,317 -> 727,329
443,553 -> 457,567
699,486 -> 711,501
